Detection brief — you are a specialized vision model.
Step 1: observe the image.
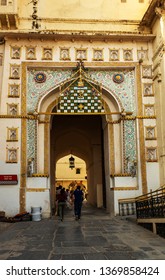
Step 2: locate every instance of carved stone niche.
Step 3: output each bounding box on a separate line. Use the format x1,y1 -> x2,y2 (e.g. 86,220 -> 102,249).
142,65 -> 152,78
7,127 -> 18,141
6,148 -> 18,163
145,126 -> 156,140
123,49 -> 133,61
109,49 -> 119,61
143,83 -> 153,96
144,105 -> 155,117
26,47 -> 36,60
8,84 -> 20,97
10,64 -> 20,79
75,49 -> 87,60
11,46 -> 21,59
146,147 -> 157,162
7,103 -> 18,116
42,48 -> 53,60
93,49 -> 103,61
137,48 -> 148,61
60,48 -> 70,60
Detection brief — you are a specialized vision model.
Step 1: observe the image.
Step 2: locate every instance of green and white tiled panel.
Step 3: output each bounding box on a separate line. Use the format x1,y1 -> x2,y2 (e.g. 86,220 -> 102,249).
57,79 -> 104,113
74,86 -> 88,90
57,102 -> 104,113
73,100 -> 87,103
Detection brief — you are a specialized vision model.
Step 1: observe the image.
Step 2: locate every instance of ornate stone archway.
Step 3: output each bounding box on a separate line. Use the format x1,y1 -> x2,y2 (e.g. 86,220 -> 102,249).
20,61 -> 144,216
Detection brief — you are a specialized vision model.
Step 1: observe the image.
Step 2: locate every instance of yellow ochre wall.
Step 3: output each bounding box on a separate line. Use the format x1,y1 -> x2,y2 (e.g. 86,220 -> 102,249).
16,0 -> 150,32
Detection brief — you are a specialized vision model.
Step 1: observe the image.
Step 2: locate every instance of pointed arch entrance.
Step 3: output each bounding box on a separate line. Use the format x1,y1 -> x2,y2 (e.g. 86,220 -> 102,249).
50,114 -> 106,211
56,154 -> 87,191
34,62 -> 124,216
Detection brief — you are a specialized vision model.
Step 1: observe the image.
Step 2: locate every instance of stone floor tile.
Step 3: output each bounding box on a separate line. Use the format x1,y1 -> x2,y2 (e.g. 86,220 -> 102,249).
0,204 -> 165,260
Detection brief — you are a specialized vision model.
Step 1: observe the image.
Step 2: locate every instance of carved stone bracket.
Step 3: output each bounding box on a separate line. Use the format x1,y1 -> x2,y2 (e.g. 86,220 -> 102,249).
155,7 -> 163,17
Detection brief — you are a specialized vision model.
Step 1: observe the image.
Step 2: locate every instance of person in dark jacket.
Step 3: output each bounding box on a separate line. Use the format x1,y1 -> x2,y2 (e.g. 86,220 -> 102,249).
57,188 -> 67,221
73,185 -> 84,220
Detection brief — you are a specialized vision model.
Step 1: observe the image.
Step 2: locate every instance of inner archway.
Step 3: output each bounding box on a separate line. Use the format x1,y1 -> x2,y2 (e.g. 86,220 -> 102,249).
55,154 -> 87,193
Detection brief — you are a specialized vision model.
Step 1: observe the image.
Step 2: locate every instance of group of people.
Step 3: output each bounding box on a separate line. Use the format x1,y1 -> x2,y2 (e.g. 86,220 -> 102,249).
56,185 -> 84,221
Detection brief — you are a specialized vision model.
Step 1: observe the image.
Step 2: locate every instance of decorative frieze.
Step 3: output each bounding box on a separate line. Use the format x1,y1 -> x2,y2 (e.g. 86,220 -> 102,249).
1,43 -> 156,64
123,120 -> 137,173
27,119 -> 37,165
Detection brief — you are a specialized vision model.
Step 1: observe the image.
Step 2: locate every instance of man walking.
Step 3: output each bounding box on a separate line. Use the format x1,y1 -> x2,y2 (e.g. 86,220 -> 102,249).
73,185 -> 84,220
57,188 -> 67,221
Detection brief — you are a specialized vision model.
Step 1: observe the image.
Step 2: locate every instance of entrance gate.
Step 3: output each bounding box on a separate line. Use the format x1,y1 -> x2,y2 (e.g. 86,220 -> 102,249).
21,61 -> 139,217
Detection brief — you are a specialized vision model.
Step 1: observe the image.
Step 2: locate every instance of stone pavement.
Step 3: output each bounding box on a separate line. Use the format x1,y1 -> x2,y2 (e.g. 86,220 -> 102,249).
0,204 -> 165,260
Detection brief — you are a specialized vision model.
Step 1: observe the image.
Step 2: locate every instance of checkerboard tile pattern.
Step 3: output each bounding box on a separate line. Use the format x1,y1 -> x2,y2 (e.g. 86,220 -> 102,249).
57,81 -> 104,113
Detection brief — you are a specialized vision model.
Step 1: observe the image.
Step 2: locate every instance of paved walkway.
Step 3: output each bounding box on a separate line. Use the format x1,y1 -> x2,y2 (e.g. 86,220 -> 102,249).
0,204 -> 165,260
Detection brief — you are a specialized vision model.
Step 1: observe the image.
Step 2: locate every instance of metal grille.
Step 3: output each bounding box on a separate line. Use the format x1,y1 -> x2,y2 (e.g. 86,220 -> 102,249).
136,186 -> 165,219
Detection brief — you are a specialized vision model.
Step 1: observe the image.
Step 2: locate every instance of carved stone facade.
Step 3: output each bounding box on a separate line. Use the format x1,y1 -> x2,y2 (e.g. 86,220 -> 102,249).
0,0 -> 164,217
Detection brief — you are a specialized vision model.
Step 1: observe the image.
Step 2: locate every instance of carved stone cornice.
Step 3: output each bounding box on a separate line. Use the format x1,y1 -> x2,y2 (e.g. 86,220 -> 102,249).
155,7 -> 163,17
0,14 -> 19,30
152,42 -> 165,61
140,0 -> 165,28
0,30 -> 155,43
153,61 -> 161,71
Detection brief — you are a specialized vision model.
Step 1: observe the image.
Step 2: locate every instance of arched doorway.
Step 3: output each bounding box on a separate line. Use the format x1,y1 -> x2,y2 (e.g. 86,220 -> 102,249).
34,62 -> 123,216
55,154 -> 87,199
55,154 -> 87,190
50,114 -> 107,213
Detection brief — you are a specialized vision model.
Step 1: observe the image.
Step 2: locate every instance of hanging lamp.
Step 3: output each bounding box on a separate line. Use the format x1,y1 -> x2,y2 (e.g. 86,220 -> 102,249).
69,155 -> 75,169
